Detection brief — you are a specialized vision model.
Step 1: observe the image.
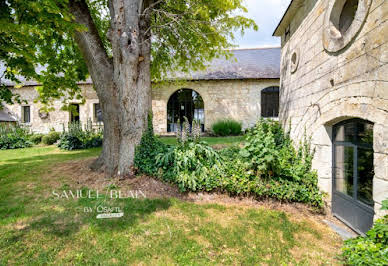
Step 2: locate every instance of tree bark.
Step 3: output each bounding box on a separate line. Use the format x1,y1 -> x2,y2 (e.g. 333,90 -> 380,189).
69,0 -> 152,178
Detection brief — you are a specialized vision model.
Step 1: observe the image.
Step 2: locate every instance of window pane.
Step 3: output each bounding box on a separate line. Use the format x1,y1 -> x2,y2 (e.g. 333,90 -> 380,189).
357,147 -> 374,206
334,120 -> 373,144
23,106 -> 30,123
335,145 -> 354,197
334,123 -> 355,142
94,104 -> 103,122
357,122 -> 373,145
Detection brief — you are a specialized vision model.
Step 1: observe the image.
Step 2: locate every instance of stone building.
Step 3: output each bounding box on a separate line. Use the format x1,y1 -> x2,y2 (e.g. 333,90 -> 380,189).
1,47 -> 280,134
274,0 -> 387,233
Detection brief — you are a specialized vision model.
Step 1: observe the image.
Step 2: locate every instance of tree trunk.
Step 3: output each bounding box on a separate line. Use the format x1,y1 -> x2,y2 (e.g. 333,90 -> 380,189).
69,0 -> 153,178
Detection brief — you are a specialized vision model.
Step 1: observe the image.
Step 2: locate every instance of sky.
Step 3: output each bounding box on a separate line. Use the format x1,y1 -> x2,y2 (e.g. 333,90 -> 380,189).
233,0 -> 292,48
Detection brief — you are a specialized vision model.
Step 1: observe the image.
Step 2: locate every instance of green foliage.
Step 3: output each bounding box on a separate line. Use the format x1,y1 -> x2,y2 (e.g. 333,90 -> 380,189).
382,199 -> 388,210
342,205 -> 388,266
0,0 -> 88,107
150,0 -> 257,81
42,131 -> 60,145
237,119 -> 323,207
156,141 -> 224,191
58,121 -> 103,150
138,119 -> 323,208
29,133 -> 45,145
211,119 -> 242,136
1,0 -> 256,107
0,124 -> 32,149
134,112 -> 167,175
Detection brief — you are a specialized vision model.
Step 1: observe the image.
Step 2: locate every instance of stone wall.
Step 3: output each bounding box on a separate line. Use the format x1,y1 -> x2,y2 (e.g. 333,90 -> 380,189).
4,79 -> 279,134
152,79 -> 279,134
4,85 -> 99,134
279,0 -> 388,217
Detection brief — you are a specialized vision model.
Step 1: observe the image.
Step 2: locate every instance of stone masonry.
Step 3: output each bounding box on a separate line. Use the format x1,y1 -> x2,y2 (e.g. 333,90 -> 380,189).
274,0 -> 388,219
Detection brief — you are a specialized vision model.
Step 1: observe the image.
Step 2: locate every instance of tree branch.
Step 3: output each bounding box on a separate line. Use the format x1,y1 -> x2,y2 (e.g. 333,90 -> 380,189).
69,0 -> 113,96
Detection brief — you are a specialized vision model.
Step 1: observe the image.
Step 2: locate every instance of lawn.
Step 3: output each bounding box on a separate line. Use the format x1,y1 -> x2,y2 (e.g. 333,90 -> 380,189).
0,146 -> 342,265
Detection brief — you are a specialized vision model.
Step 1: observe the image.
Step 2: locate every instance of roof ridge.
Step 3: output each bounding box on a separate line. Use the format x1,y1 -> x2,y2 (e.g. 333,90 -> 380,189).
228,46 -> 281,51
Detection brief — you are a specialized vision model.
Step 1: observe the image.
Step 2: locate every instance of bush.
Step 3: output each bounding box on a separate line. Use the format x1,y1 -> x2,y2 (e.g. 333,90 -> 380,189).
156,141 -> 223,191
211,119 -> 242,136
237,119 -> 324,207
0,124 -> 32,150
138,118 -> 324,208
341,200 -> 388,265
58,121 -> 103,150
30,134 -> 44,144
134,113 -> 167,175
42,131 -> 60,145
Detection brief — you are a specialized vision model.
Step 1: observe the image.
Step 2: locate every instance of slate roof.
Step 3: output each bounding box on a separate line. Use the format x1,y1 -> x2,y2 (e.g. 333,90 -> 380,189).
0,110 -> 17,122
1,47 -> 280,86
171,47 -> 281,80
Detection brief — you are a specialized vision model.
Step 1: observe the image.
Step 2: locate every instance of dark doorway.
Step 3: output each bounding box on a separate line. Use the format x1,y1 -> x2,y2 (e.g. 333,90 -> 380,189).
70,104 -> 80,123
261,86 -> 279,118
332,118 -> 374,234
167,89 -> 204,132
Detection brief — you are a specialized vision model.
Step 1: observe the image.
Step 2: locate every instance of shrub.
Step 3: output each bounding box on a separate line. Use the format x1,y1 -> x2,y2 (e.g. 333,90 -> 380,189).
42,131 -> 60,145
211,119 -> 242,136
156,141 -> 223,191
237,119 -> 324,207
30,134 -> 44,144
0,124 -> 32,150
341,200 -> 388,265
134,112 -> 167,175
58,120 -> 103,150
137,118 -> 324,208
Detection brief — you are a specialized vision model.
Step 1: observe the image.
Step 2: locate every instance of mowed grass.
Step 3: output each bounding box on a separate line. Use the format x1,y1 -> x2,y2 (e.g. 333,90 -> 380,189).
0,146 -> 341,265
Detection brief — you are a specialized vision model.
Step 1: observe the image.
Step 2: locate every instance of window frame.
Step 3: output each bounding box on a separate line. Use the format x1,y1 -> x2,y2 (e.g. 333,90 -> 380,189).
94,103 -> 103,122
22,105 -> 31,123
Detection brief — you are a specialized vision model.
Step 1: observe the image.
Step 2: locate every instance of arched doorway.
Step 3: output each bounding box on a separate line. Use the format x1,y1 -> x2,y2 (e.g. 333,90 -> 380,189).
332,118 -> 374,234
167,89 -> 204,132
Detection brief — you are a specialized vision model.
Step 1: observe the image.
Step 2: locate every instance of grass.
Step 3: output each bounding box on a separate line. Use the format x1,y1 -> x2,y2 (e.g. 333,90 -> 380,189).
159,136 -> 245,146
0,146 -> 342,265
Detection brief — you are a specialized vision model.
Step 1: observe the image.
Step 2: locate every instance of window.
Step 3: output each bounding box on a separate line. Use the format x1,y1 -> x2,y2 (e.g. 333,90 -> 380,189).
167,89 -> 204,132
94,103 -> 103,122
22,106 -> 31,123
339,0 -> 358,34
323,0 -> 370,52
261,87 -> 279,118
284,24 -> 290,42
69,104 -> 80,122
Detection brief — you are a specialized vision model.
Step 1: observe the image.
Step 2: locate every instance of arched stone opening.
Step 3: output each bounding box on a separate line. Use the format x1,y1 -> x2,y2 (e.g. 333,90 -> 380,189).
332,118 -> 374,234
167,89 -> 205,132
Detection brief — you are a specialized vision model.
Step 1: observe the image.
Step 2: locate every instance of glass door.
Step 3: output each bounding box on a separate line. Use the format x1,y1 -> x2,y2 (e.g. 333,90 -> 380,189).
332,119 -> 374,234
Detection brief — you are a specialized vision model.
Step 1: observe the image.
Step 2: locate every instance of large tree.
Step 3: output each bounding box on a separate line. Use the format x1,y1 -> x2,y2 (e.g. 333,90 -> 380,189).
0,0 -> 256,177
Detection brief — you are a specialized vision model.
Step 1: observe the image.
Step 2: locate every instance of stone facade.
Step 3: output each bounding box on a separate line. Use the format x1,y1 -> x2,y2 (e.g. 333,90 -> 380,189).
3,78 -> 279,134
274,0 -> 388,222
4,85 -> 100,133
152,79 -> 279,133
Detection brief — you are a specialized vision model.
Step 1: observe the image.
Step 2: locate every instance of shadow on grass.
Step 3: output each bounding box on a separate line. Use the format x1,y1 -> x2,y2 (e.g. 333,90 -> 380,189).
2,197 -> 173,246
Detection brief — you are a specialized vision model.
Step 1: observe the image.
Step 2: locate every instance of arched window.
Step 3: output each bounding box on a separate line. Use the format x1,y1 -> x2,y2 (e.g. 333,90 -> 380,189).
167,89 -> 204,132
261,86 -> 279,118
332,118 -> 374,234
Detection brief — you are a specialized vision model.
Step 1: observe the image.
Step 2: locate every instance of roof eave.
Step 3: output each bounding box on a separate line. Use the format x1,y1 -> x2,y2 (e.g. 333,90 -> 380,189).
273,0 -> 302,37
